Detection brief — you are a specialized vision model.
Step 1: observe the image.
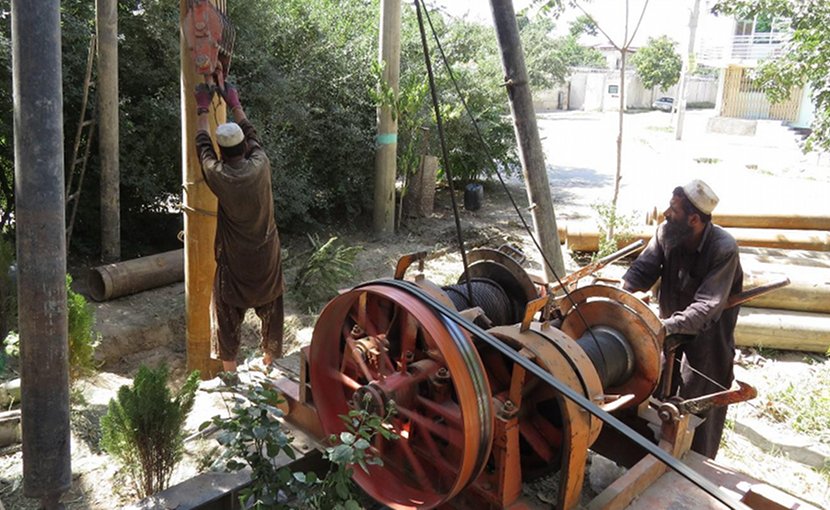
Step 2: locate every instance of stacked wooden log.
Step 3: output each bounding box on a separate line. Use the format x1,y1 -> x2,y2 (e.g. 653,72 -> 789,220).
556,212 -> 830,353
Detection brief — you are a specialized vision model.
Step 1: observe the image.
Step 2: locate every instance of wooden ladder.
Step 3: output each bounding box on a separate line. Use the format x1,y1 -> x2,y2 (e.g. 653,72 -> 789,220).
65,34 -> 97,250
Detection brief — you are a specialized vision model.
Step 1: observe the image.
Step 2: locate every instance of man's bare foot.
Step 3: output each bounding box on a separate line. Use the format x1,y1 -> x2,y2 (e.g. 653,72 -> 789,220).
263,352 -> 273,367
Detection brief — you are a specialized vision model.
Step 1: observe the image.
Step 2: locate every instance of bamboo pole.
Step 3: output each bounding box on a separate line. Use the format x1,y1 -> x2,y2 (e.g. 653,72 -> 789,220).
736,308 -> 830,354
180,1 -> 223,379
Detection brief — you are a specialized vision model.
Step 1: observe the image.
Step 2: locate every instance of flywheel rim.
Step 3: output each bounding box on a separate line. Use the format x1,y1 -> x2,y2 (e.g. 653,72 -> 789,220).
309,285 -> 493,509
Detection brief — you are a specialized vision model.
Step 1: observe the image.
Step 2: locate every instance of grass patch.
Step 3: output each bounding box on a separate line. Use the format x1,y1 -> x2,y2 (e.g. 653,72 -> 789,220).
646,125 -> 673,133
761,359 -> 830,442
694,156 -> 721,164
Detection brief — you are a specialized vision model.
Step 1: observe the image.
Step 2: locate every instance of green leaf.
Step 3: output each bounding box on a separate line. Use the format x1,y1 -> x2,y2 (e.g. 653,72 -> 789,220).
335,480 -> 350,499
328,444 -> 353,464
339,431 -> 355,445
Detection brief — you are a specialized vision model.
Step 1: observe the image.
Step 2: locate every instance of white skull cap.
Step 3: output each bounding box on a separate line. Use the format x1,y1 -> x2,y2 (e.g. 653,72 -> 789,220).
682,179 -> 719,215
216,122 -> 244,148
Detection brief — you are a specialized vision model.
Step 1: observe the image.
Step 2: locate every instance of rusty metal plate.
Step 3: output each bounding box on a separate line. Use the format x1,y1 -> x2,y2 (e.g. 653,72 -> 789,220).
558,284 -> 664,339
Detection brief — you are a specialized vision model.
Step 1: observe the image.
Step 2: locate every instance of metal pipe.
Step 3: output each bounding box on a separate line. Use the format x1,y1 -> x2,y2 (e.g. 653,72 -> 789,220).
11,0 -> 71,506
87,249 -> 184,301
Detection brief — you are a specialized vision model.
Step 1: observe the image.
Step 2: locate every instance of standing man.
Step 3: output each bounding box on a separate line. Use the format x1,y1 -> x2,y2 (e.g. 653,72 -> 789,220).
194,80 -> 284,372
622,179 -> 742,458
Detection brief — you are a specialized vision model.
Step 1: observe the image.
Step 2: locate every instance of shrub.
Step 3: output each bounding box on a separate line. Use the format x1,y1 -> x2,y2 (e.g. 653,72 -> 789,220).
591,202 -> 636,258
205,377 -> 397,509
0,235 -> 15,342
66,274 -> 99,379
291,236 -> 361,312
100,365 -> 200,498
1,272 -> 99,379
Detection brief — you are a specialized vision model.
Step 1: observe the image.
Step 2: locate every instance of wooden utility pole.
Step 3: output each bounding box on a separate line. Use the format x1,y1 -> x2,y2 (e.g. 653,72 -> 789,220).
675,0 -> 701,141
12,0 -> 71,508
97,0 -> 120,262
180,0 -> 223,379
490,0 -> 565,280
372,0 -> 401,236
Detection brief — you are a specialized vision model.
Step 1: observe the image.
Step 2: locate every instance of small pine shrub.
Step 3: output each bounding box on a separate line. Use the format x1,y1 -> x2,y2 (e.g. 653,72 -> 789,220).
66,274 -> 99,378
291,236 -> 361,312
100,365 -> 200,498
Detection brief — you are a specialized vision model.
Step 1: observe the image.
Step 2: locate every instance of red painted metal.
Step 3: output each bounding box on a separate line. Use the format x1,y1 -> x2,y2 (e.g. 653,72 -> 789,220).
309,285 -> 493,509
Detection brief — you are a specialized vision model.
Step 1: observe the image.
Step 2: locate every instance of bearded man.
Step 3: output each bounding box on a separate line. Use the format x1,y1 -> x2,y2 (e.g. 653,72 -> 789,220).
622,179 -> 742,458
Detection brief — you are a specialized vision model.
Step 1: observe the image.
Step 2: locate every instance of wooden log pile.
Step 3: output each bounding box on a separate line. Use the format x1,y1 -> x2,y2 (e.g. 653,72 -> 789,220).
557,212 -> 830,353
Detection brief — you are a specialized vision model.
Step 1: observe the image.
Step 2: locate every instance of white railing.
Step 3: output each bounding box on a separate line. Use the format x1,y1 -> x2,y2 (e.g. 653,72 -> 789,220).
698,33 -> 789,64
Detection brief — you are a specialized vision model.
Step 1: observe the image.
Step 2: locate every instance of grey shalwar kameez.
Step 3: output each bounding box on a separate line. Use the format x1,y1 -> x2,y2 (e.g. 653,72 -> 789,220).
623,222 -> 742,458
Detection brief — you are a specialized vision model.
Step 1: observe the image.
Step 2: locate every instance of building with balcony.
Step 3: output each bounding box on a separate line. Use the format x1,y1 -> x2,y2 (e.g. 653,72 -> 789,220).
698,11 -> 813,127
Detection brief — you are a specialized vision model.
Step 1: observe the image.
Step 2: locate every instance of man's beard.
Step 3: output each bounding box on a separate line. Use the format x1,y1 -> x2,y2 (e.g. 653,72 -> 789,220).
663,218 -> 693,249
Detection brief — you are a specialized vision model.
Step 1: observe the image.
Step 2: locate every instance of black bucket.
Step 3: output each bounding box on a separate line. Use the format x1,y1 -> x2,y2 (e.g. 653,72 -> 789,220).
464,183 -> 484,211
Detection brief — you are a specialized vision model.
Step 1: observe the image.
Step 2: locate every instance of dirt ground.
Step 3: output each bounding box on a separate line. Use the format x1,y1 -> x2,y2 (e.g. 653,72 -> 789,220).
2,109 -> 829,509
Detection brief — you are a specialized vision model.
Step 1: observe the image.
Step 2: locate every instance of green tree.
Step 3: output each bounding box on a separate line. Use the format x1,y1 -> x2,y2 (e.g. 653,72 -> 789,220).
569,14 -> 598,37
713,0 -> 830,151
631,36 -> 682,91
521,16 -> 606,89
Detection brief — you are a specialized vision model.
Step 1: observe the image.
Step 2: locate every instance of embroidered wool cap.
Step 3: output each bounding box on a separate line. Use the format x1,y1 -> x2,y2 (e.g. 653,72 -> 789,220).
216,122 -> 244,147
682,179 -> 719,215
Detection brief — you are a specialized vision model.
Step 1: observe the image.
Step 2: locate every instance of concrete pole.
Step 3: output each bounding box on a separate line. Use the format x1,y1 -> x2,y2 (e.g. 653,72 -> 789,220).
372,0 -> 401,236
180,0 -> 224,379
489,0 -> 565,281
11,0 -> 71,508
97,0 -> 120,262
675,0 -> 701,141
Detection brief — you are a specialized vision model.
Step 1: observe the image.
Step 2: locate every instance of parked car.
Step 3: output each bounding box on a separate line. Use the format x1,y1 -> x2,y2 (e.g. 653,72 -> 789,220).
652,97 -> 674,112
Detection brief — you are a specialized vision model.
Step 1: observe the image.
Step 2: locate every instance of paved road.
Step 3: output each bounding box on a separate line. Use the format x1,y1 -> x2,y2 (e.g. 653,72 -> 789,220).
534,109 -> 830,224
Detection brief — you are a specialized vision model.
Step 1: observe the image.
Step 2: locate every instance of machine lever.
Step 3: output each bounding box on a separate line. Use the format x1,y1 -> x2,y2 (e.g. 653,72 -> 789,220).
673,380 -> 757,416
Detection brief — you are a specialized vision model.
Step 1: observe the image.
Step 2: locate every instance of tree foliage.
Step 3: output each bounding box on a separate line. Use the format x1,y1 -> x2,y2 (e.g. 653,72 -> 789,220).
631,36 -> 682,91
521,16 -> 606,89
0,1 -> 533,246
713,0 -> 830,151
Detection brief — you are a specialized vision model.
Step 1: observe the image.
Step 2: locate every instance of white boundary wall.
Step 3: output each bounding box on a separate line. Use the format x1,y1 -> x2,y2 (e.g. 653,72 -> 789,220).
534,68 -> 718,112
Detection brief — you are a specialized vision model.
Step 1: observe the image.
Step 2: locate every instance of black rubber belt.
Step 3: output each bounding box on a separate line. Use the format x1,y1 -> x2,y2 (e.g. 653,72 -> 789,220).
355,279 -> 749,510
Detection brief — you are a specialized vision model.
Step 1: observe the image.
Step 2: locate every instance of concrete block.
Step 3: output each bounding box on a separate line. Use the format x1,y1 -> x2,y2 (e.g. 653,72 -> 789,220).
733,417 -> 830,468
707,116 -> 757,136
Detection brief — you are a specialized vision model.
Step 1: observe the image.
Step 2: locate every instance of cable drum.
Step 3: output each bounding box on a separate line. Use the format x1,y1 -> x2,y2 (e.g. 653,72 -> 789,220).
443,277 -> 515,326
575,326 -> 635,389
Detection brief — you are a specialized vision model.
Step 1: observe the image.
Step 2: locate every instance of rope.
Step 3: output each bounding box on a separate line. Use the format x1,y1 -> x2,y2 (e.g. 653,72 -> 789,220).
180,204 -> 217,217
419,4 -> 608,370
414,0 -> 474,307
